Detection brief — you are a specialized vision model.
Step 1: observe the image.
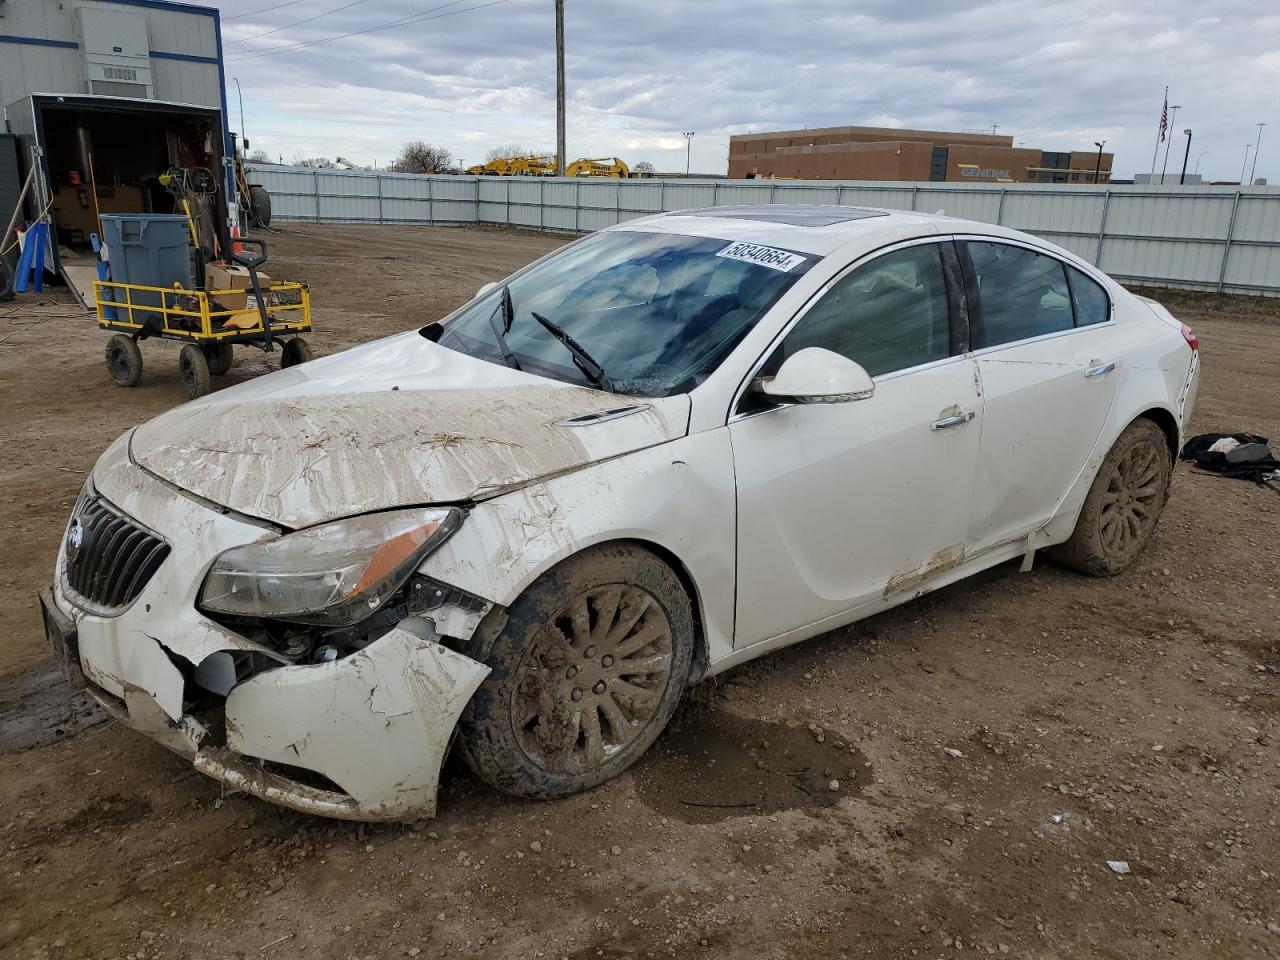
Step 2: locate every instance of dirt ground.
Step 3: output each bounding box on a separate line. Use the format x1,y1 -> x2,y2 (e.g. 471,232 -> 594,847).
0,223 -> 1277,960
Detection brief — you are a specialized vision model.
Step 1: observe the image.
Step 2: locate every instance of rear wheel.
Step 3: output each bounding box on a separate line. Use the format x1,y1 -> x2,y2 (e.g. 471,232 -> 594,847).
1051,418 -> 1172,576
105,335 -> 143,387
280,337 -> 312,367
459,544 -> 695,800
178,343 -> 212,399
204,342 -> 233,375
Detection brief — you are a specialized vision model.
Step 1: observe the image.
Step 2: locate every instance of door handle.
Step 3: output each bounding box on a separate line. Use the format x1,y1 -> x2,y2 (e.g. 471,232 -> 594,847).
1085,361 -> 1116,378
930,410 -> 976,431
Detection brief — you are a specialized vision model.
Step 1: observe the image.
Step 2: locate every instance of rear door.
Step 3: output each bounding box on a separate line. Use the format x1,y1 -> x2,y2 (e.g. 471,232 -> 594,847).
958,238 -> 1121,553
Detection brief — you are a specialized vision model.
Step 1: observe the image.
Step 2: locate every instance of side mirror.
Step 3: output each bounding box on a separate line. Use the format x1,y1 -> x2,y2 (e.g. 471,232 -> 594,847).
476,281 -> 499,300
757,347 -> 875,404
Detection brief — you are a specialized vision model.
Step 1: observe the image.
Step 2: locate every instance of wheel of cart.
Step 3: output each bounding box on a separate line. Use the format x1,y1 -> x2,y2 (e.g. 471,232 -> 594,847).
204,342 -> 233,375
105,334 -> 144,387
92,234 -> 314,400
178,344 -> 212,399
280,337 -> 313,368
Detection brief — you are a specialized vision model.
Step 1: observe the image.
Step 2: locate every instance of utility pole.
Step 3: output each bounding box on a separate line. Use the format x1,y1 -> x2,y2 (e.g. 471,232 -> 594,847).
1178,129 -> 1192,184
1159,104 -> 1181,183
1249,121 -> 1266,185
1093,140 -> 1105,183
555,0 -> 565,177
1240,144 -> 1252,185
682,131 -> 695,176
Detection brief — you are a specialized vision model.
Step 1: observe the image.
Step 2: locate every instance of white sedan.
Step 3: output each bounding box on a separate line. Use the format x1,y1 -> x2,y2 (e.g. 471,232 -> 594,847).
41,205 -> 1200,821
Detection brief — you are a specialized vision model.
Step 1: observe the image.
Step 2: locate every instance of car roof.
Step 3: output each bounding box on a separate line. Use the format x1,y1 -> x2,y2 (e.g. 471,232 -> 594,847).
613,203 -> 1029,258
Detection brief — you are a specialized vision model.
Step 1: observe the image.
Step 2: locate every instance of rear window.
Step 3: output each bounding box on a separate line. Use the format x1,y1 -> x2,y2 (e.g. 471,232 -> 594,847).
1068,266 -> 1111,326
966,241 -> 1073,349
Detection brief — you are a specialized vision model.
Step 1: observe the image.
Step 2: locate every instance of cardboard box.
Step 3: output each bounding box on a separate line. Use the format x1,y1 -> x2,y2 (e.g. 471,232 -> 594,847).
205,263 -> 270,318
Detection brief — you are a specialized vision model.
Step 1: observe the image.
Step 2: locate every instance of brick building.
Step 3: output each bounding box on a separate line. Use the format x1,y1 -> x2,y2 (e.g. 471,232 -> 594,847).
728,125 -> 1113,184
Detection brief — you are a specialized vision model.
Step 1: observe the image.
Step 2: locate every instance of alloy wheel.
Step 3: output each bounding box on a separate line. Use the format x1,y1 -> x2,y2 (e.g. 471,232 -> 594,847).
1099,439 -> 1164,557
514,584 -> 673,773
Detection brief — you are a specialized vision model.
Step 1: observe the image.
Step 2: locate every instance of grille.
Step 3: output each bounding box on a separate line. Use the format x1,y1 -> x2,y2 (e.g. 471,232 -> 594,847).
62,491 -> 169,612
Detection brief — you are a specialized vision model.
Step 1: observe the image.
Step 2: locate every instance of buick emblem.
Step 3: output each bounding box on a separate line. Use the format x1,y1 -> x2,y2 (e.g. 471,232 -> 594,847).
66,518 -> 84,561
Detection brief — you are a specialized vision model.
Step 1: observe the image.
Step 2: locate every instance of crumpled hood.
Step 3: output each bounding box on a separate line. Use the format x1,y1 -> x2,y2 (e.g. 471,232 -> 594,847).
128,332 -> 690,528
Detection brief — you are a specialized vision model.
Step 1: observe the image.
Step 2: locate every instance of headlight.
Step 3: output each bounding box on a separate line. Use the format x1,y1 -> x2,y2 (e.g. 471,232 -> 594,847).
199,508 -> 462,626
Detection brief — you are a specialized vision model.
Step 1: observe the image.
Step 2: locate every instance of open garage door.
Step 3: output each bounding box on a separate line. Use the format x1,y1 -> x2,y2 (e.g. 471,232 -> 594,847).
5,94 -> 226,307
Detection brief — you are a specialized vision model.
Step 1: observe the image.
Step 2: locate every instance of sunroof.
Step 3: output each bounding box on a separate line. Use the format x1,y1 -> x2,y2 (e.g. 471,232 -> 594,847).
672,204 -> 890,227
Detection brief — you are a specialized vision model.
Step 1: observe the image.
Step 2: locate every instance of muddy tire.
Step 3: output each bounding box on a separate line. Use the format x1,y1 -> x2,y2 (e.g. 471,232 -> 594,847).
178,343 -> 212,399
280,337 -> 312,368
105,335 -> 143,387
204,342 -> 233,375
459,543 -> 695,800
1051,418 -> 1172,577
248,185 -> 271,228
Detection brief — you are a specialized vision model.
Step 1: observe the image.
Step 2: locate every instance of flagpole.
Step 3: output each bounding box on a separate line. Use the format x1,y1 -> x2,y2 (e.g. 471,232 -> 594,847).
1150,85 -> 1167,178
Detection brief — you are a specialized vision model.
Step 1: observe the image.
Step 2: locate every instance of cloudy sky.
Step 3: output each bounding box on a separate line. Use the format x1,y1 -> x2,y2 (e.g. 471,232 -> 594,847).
217,0 -> 1279,183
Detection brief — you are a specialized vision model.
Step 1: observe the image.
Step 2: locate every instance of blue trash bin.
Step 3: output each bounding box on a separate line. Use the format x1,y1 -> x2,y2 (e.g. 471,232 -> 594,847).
99,214 -> 192,313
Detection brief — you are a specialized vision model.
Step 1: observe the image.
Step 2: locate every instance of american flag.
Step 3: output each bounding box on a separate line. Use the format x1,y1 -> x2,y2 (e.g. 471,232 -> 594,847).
1159,94 -> 1168,143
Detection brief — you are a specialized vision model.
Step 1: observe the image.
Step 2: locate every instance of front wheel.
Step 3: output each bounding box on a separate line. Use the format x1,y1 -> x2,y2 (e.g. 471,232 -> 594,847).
459,544 -> 695,800
178,343 -> 212,399
1051,418 -> 1172,576
105,335 -> 143,387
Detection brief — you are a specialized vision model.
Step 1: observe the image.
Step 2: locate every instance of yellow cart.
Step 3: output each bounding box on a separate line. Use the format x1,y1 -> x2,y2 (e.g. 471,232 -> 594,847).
94,240 -> 312,399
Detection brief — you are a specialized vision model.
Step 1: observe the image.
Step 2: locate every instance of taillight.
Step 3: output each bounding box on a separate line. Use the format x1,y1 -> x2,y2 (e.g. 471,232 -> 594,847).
1180,323 -> 1198,352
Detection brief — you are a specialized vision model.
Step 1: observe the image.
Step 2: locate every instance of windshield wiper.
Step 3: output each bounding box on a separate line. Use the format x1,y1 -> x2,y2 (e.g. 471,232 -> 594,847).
485,286 -> 521,370
530,311 -> 614,392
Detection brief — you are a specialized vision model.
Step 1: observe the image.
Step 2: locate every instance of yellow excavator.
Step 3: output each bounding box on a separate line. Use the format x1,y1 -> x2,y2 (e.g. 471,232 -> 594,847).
464,155 -> 634,178
566,157 -> 631,178
465,155 -> 558,177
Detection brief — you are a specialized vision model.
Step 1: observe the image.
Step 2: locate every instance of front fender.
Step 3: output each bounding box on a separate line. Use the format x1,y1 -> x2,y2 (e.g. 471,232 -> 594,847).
418,430 -> 737,665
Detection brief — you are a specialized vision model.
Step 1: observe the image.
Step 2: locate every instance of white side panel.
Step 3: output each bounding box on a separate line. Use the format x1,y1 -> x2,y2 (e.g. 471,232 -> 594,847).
419,430 -> 739,664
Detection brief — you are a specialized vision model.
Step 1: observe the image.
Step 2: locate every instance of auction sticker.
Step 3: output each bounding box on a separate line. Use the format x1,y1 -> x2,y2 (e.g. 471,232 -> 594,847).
715,241 -> 807,273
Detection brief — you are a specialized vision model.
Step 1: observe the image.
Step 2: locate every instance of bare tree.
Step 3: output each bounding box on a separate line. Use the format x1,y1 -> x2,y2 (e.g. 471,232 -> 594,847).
484,144 -> 539,163
247,149 -> 272,164
632,160 -> 656,176
391,141 -> 455,174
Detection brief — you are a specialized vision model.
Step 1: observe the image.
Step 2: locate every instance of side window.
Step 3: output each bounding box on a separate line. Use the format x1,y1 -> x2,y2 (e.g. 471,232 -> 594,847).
779,244 -> 951,377
966,241 -> 1073,348
1068,266 -> 1110,326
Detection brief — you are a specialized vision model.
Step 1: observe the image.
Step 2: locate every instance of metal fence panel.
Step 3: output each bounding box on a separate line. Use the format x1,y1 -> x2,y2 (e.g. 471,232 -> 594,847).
246,165 -> 1280,295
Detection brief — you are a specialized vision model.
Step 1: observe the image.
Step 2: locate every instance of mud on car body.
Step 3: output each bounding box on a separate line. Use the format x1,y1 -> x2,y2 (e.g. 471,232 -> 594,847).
43,204 -> 1200,820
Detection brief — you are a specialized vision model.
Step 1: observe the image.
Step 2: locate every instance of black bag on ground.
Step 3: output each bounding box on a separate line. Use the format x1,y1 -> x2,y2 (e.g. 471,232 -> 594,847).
1180,433 -> 1280,485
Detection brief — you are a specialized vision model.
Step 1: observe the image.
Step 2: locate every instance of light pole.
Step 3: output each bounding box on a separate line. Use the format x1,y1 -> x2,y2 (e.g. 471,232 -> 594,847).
1159,104 -> 1181,183
1240,144 -> 1253,185
1248,121 -> 1266,185
1194,150 -> 1209,174
682,131 -> 695,176
232,77 -> 247,148
1093,140 -> 1106,183
1178,129 -> 1192,184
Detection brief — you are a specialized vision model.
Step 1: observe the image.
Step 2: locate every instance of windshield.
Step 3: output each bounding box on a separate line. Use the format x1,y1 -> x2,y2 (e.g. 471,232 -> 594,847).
436,230 -> 813,395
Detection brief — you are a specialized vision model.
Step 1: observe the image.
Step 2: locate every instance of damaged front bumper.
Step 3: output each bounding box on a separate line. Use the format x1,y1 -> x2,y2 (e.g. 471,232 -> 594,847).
45,433 -> 490,822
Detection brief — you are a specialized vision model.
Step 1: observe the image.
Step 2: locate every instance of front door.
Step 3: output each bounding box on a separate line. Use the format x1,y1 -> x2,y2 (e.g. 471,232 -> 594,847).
729,240 -> 983,648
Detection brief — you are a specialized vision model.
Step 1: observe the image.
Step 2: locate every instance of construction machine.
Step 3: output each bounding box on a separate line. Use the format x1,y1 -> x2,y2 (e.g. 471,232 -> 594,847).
466,155 -> 558,177
566,157 -> 631,178
231,134 -> 272,228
